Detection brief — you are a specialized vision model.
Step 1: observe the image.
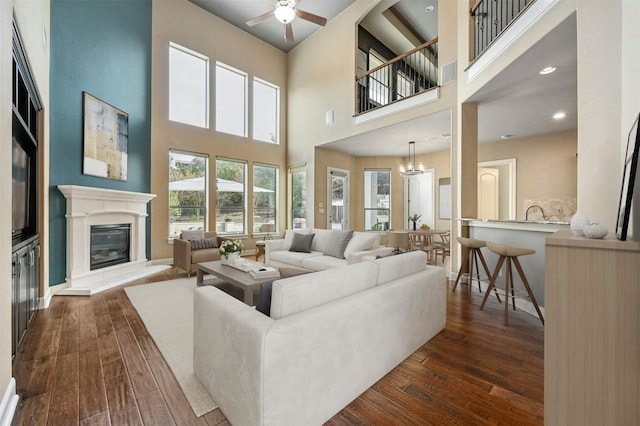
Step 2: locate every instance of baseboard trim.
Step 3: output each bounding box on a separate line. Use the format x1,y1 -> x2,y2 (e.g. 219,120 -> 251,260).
0,378 -> 18,426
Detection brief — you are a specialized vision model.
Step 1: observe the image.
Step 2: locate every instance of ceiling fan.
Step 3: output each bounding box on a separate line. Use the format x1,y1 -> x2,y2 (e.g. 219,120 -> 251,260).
246,0 -> 327,44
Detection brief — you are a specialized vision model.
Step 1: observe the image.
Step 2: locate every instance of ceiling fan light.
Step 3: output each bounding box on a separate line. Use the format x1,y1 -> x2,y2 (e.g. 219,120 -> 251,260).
275,3 -> 296,24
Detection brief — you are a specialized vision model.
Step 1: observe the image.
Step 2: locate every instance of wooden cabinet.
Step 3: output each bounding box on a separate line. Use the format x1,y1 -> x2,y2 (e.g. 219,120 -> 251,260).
545,230 -> 640,425
12,235 -> 39,360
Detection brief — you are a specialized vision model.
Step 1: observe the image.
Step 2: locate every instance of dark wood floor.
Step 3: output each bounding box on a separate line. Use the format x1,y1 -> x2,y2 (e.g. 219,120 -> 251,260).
12,266 -> 543,425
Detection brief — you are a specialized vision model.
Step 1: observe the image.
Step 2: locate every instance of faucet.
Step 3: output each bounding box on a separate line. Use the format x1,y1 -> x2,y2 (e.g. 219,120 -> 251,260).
525,204 -> 547,221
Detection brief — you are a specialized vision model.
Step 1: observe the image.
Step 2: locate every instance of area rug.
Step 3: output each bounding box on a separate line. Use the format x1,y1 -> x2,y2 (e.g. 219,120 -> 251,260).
124,278 -> 218,417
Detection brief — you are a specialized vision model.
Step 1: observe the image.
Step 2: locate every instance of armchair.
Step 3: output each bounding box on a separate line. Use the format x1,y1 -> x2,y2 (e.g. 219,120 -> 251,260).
173,231 -> 228,276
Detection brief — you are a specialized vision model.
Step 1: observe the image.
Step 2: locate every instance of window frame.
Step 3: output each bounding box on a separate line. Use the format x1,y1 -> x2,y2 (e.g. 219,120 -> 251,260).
363,169 -> 391,232
168,42 -> 209,129
252,163 -> 279,234
168,149 -> 209,239
216,157 -> 248,235
288,165 -> 307,229
215,62 -> 248,137
252,77 -> 280,144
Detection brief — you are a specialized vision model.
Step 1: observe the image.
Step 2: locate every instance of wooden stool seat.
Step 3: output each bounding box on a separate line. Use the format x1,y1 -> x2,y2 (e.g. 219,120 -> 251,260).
481,242 -> 544,326
452,238 -> 501,303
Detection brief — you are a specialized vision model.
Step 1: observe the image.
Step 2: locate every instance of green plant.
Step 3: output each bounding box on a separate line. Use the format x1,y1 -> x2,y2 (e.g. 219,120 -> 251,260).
408,213 -> 422,223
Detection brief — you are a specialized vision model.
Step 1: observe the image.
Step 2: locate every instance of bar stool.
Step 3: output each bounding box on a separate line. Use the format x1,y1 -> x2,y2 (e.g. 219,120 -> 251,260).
452,237 -> 501,303
480,242 -> 545,326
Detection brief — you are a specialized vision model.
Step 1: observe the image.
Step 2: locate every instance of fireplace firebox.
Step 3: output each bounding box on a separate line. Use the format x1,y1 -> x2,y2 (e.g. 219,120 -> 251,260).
90,224 -> 131,271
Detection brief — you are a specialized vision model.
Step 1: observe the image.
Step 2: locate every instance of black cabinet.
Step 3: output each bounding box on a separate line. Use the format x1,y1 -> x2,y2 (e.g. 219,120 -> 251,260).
12,235 -> 39,360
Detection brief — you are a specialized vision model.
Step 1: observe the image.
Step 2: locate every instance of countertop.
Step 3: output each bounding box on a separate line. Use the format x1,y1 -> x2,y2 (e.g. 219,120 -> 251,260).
460,218 -> 570,232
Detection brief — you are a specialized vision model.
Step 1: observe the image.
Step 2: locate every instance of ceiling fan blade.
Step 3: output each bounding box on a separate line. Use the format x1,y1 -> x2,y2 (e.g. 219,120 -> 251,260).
246,11 -> 274,27
296,9 -> 327,26
284,23 -> 294,43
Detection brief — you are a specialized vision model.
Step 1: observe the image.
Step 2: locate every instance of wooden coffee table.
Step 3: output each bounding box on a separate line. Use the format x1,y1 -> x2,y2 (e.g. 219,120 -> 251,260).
196,260 -> 278,305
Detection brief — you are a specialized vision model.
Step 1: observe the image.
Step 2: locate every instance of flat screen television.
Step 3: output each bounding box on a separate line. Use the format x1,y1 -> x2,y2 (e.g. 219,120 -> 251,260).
12,112 -> 37,245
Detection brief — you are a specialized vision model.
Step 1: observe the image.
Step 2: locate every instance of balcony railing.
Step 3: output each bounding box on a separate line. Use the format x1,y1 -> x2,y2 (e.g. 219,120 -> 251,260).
470,0 -> 535,60
355,38 -> 438,115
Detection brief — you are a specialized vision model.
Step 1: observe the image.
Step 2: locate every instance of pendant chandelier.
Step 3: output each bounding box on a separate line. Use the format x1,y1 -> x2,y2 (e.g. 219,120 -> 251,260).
399,141 -> 424,176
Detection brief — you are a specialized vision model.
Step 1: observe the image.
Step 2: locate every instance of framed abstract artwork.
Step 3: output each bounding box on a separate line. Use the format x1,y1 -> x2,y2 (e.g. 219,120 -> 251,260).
615,112 -> 640,240
83,92 -> 128,181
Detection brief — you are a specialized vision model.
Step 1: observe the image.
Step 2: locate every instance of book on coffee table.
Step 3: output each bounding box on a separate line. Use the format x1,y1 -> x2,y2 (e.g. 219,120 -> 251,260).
249,266 -> 280,279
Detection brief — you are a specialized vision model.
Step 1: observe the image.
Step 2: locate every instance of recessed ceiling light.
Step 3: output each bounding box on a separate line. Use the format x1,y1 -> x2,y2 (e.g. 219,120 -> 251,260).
539,66 -> 558,75
553,112 -> 566,120
501,134 -> 514,139
425,5 -> 434,13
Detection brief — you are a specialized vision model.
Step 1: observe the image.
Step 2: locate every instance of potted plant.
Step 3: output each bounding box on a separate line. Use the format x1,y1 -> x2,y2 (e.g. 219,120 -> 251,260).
408,213 -> 422,231
219,239 -> 243,265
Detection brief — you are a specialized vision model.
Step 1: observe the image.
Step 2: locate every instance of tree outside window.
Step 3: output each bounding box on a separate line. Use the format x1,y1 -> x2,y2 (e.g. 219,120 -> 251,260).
169,151 -> 208,237
253,164 -> 278,233
364,170 -> 390,231
216,159 -> 246,234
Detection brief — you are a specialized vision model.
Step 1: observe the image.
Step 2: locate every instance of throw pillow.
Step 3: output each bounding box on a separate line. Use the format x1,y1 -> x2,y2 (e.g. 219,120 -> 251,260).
190,237 -> 217,250
323,230 -> 354,259
282,228 -> 310,251
289,233 -> 315,253
181,229 -> 205,241
343,232 -> 378,258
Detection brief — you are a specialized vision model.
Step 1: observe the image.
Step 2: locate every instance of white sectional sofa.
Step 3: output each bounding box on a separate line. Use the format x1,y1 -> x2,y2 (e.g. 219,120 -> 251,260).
193,251 -> 446,426
264,228 -> 393,270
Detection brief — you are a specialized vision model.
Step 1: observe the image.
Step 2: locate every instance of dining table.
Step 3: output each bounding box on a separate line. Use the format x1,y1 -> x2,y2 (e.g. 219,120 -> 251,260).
407,229 -> 448,264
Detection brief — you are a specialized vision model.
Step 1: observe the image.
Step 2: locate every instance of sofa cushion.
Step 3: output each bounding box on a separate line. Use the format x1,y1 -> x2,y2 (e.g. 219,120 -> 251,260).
301,255 -> 347,271
343,232 -> 378,258
270,262 -> 378,319
310,229 -> 333,252
282,228 -> 311,250
191,248 -> 219,264
190,237 -> 218,250
323,230 -> 354,259
375,250 -> 428,285
289,233 -> 315,253
181,229 -> 205,240
270,250 -> 323,268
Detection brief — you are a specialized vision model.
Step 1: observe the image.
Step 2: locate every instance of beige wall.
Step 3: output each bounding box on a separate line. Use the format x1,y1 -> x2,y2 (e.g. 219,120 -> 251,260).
151,0 -> 288,260
479,130 -> 577,220
1,0 -> 50,406
315,147 -> 451,233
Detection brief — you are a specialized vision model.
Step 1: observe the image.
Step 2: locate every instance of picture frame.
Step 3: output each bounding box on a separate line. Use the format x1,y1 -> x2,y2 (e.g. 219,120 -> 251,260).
615,112 -> 640,240
83,92 -> 128,181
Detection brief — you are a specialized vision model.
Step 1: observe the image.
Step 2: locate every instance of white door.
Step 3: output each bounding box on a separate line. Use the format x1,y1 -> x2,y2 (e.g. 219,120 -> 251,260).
478,167 -> 500,220
403,170 -> 435,229
328,168 -> 349,230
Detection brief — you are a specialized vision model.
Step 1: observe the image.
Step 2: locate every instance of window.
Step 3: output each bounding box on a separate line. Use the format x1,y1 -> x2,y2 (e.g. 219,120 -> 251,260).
289,166 -> 307,229
396,70 -> 415,99
169,150 -> 208,237
253,78 -> 279,143
368,50 -> 389,106
168,43 -> 208,128
216,158 -> 246,234
364,169 -> 390,231
216,63 -> 247,137
253,164 -> 278,233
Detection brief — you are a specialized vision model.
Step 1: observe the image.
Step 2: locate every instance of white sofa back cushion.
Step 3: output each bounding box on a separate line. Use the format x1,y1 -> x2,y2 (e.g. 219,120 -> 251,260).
343,232 -> 378,258
270,262 -> 378,320
282,228 -> 311,251
310,228 -> 334,253
374,251 -> 428,285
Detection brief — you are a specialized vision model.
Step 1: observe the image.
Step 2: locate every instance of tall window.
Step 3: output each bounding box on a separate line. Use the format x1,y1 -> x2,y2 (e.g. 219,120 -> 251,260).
253,164 -> 278,233
289,166 -> 307,229
216,158 -> 246,234
216,63 -> 247,137
396,70 -> 415,99
253,78 -> 279,143
368,50 -> 389,106
168,43 -> 208,128
169,150 -> 208,237
364,169 -> 390,231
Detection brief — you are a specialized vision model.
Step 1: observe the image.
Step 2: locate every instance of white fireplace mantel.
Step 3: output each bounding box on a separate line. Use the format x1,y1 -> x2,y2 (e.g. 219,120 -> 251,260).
56,185 -> 166,295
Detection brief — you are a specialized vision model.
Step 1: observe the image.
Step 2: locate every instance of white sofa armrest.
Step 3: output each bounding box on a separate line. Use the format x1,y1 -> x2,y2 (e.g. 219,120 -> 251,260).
194,286 -> 274,426
264,239 -> 286,264
346,246 -> 394,264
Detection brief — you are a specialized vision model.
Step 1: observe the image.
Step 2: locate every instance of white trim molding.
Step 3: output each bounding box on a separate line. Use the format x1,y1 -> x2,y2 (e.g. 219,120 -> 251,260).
0,378 -> 18,426
354,88 -> 439,126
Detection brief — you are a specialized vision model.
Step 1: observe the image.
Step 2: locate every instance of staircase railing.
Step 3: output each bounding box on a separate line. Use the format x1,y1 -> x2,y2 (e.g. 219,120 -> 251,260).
470,0 -> 535,60
355,38 -> 438,115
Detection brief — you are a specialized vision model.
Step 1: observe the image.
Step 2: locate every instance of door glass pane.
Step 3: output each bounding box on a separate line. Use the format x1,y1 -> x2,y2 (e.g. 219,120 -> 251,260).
330,172 -> 347,230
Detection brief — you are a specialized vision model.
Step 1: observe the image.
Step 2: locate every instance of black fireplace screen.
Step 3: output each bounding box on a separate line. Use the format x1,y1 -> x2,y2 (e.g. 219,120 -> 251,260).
90,224 -> 131,271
